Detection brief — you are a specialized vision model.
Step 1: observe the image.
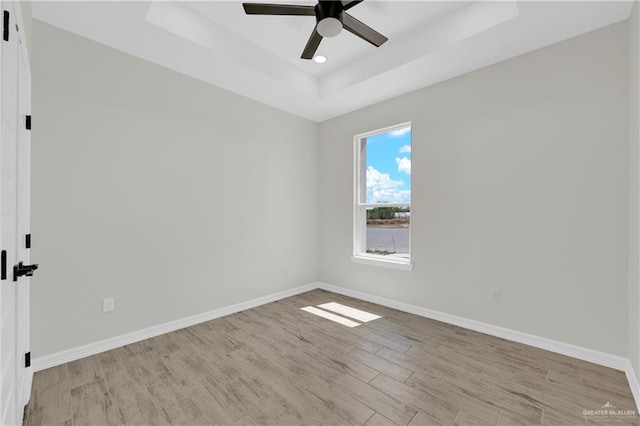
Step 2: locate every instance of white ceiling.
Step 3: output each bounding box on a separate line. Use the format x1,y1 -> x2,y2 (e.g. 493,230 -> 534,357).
186,1 -> 472,77
33,1 -> 633,122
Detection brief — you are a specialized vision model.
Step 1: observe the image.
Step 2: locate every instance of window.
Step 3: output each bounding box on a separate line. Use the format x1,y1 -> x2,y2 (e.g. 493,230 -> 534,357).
353,122 -> 412,270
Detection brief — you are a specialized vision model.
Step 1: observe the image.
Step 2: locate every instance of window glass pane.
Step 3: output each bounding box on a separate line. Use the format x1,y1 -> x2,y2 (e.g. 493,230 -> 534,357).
365,126 -> 411,204
366,207 -> 410,259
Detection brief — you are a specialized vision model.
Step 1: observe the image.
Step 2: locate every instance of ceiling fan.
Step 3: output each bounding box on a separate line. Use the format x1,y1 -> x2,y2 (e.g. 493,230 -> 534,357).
242,1 -> 388,60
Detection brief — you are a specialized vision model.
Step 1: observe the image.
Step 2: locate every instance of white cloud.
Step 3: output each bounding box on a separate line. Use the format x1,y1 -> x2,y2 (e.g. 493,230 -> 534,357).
366,166 -> 409,203
370,189 -> 411,204
389,127 -> 411,137
399,145 -> 411,153
396,157 -> 411,175
367,166 -> 402,189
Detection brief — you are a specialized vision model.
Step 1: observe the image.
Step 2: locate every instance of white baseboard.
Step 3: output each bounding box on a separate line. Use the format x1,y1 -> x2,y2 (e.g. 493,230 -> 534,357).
32,282 -> 318,371
317,282 -> 629,371
625,359 -> 640,411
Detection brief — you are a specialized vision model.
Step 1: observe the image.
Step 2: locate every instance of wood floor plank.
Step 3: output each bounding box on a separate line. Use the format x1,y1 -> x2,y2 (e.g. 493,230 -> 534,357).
108,379 -> 164,425
190,320 -> 246,354
348,347 -> 413,382
370,373 -> 459,425
493,374 -> 583,419
365,412 -> 396,425
226,346 -> 351,425
67,355 -> 103,390
581,368 -> 636,398
377,346 -> 460,381
234,414 -> 260,425
440,368 -> 483,388
162,349 -> 246,423
146,332 -> 183,357
272,325 -> 380,382
147,378 -> 204,425
352,325 -> 413,354
331,372 -> 418,426
458,373 -> 544,424
405,372 -> 501,425
495,345 -> 580,377
188,376 -> 247,425
298,374 -> 376,424
407,411 -> 437,426
123,340 -> 154,357
281,340 -> 379,384
307,349 -> 380,383
451,411 -> 492,426
25,289 -> 640,426
436,345 -> 523,382
512,368 -> 636,411
542,408 -> 588,426
498,410 -> 541,426
129,349 -> 173,386
97,347 -> 141,388
26,366 -> 72,426
69,379 -> 118,426
30,364 -> 68,390
218,376 -> 290,425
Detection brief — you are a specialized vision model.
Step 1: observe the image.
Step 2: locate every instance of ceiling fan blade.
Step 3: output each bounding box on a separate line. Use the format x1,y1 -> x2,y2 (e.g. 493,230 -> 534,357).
301,27 -> 323,59
342,12 -> 388,47
342,0 -> 363,11
243,3 -> 316,16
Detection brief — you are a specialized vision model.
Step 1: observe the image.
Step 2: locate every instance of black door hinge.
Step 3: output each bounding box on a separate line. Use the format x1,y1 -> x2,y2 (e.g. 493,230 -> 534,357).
26,115 -> 31,130
3,11 -> 9,42
25,234 -> 30,249
1,250 -> 6,280
25,352 -> 30,368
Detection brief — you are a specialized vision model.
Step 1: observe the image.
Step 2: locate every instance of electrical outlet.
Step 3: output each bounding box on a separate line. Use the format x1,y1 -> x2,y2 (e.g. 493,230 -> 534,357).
103,298 -> 114,313
490,289 -> 501,303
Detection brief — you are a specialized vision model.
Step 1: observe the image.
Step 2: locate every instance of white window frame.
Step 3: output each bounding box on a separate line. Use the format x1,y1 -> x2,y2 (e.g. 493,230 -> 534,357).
352,122 -> 413,271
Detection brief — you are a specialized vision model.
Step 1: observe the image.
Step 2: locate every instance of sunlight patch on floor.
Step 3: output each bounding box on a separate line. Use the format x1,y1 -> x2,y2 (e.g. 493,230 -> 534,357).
300,301 -> 382,327
300,306 -> 361,327
317,302 -> 382,323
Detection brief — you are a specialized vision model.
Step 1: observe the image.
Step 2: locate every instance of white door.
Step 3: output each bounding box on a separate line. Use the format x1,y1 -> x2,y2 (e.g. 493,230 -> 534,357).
0,1 -> 19,425
0,2 -> 31,424
15,6 -> 31,415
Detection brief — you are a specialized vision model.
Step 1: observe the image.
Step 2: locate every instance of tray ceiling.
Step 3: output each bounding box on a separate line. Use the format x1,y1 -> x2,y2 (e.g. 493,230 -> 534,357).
33,1 -> 633,122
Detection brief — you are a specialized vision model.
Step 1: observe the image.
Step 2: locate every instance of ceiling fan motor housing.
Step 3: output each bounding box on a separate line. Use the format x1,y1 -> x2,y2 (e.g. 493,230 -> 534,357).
315,1 -> 343,37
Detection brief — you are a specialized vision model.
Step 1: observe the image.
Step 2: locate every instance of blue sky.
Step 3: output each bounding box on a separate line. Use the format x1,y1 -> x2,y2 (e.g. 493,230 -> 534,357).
366,126 -> 411,204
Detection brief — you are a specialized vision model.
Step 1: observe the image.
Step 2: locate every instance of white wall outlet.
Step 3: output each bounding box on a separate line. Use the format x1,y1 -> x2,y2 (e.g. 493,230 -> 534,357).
490,289 -> 501,303
102,297 -> 114,313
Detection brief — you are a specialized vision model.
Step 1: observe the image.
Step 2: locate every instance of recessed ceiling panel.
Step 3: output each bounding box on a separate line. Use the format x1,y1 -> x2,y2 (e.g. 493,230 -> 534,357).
186,1 -> 471,76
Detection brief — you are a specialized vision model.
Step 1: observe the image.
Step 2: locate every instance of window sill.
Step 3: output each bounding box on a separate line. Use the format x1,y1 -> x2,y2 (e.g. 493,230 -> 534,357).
351,255 -> 413,271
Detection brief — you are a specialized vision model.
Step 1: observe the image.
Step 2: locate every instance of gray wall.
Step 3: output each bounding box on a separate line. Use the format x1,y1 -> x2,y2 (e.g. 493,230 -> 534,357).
32,16 -> 633,360
629,0 -> 639,376
318,22 -> 630,356
31,22 -> 318,357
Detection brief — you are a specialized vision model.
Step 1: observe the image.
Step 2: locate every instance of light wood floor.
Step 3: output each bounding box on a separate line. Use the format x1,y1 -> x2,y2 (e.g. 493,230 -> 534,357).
24,289 -> 640,425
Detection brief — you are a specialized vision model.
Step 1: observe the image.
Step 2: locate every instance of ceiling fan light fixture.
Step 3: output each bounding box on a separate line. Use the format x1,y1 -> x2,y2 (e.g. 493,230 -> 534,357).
317,17 -> 342,37
314,55 -> 327,63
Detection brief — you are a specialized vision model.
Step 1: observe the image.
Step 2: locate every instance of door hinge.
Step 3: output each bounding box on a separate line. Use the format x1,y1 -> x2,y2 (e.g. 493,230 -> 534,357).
25,234 -> 30,249
26,115 -> 31,130
25,352 -> 30,368
1,250 -> 6,280
3,11 -> 9,42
